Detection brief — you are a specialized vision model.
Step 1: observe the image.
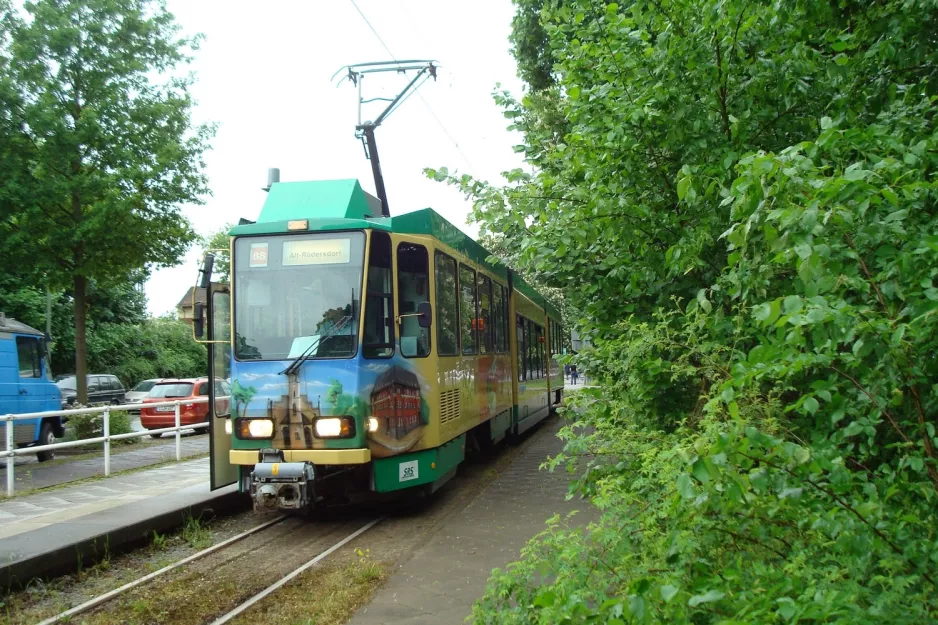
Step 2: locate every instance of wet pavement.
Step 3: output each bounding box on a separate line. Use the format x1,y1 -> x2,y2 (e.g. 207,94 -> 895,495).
348,415 -> 595,625
0,433 -> 208,493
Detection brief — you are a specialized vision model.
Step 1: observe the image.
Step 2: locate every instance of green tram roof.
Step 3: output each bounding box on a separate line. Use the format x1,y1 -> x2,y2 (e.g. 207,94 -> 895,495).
229,178 -> 561,321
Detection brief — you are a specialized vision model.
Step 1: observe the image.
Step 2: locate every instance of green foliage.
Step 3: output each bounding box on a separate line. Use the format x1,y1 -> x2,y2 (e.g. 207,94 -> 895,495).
87,317 -> 207,387
509,0 -> 555,92
0,276 -> 179,384
449,0 -> 938,622
200,223 -> 233,284
68,409 -> 133,441
0,0 -> 215,401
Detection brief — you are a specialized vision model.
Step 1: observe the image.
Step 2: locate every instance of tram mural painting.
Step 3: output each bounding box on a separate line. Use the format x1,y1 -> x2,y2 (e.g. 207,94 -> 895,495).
228,355 -> 429,456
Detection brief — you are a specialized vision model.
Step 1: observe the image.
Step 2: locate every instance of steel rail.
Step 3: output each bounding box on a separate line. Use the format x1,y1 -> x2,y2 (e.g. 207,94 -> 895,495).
208,517 -> 384,625
36,515 -> 288,625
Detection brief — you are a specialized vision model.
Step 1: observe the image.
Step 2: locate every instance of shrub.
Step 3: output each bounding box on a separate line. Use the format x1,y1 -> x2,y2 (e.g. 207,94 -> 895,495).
67,408 -> 135,444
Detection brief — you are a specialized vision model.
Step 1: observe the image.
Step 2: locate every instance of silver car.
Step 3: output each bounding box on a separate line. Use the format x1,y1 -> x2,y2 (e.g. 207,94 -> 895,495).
124,379 -> 163,412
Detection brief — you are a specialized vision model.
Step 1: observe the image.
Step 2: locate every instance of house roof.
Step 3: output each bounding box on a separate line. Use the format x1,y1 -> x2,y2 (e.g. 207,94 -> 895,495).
176,283 -> 223,310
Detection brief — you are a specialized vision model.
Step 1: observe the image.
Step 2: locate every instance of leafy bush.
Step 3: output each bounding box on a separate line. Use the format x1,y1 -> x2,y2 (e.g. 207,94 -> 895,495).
86,317 -> 207,387
444,0 -> 938,622
68,409 -> 135,443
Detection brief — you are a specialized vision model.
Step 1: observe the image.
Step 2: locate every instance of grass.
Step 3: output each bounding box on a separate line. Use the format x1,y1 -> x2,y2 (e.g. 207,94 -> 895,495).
151,530 -> 167,551
229,550 -> 390,625
0,506 -> 246,624
181,514 -> 213,550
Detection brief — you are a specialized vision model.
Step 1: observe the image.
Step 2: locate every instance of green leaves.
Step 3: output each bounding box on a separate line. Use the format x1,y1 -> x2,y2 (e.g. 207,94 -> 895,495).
0,0 -> 213,397
461,1 -> 938,623
688,590 -> 725,607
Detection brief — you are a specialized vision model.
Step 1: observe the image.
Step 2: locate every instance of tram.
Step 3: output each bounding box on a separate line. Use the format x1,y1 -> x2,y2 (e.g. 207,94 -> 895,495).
195,177 -> 564,512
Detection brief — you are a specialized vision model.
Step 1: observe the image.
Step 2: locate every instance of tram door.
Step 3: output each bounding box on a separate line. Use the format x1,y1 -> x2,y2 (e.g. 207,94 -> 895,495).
207,286 -> 237,490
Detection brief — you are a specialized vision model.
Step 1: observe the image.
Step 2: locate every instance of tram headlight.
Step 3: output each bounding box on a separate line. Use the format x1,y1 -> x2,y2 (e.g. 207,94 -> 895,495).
314,416 -> 355,438
235,418 -> 274,439
224,419 -> 232,435
367,417 -> 379,433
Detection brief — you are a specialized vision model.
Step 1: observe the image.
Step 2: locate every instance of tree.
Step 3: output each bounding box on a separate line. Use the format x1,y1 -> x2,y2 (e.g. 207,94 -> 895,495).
439,0 -> 938,622
0,0 -> 215,403
200,223 -> 233,284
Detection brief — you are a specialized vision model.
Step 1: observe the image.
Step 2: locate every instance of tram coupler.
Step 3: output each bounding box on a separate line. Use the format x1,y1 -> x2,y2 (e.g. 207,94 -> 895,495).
250,450 -> 316,511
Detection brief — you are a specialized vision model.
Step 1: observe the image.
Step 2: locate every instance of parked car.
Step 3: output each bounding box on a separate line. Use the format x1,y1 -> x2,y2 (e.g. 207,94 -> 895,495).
0,314 -> 64,461
140,378 -> 231,438
57,374 -> 126,408
124,378 -> 164,413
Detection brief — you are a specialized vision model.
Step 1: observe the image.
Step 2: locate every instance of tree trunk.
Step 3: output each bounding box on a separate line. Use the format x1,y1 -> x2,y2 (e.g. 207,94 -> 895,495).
74,273 -> 88,404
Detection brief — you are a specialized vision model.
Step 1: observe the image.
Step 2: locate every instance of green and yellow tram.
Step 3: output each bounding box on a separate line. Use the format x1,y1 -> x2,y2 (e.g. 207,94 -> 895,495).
198,178 -> 563,512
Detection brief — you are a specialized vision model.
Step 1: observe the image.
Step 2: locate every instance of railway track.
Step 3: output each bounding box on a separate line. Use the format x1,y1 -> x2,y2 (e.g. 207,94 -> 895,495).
36,515 -> 383,625
207,517 -> 383,625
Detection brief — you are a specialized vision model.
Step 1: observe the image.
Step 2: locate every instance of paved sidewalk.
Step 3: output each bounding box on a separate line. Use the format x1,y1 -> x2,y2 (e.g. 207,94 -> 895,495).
0,457 -> 211,539
349,417 -> 594,625
0,433 -> 208,493
0,456 -> 242,584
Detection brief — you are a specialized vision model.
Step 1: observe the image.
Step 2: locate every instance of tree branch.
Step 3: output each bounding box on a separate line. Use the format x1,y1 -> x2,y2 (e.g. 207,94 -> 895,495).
830,365 -> 913,445
714,33 -> 732,142
843,231 -> 894,320
739,451 -> 935,586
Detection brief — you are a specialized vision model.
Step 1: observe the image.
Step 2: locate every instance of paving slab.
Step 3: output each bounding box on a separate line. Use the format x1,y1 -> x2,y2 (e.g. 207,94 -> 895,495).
349,416 -> 595,625
0,433 -> 208,493
0,457 -> 245,587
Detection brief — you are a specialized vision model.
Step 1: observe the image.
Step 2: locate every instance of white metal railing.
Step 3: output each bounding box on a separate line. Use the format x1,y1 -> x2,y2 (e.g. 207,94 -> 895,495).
2,396 -> 230,497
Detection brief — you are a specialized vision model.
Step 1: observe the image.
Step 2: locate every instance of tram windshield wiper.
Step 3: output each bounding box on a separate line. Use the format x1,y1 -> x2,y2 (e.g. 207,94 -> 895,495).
279,314 -> 354,377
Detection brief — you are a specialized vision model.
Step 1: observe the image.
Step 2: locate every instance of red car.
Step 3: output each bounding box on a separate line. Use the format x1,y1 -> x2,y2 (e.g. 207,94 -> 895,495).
140,378 -> 230,438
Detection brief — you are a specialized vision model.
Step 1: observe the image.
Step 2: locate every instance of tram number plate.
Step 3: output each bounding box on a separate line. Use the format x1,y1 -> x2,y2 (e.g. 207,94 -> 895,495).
399,460 -> 419,482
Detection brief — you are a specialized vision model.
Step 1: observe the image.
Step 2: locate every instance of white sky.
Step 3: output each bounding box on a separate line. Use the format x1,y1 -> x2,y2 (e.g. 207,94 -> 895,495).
146,0 -> 526,316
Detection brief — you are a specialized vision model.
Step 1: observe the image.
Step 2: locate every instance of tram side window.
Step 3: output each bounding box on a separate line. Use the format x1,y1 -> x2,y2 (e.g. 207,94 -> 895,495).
536,323 -> 545,378
477,274 -> 492,354
524,318 -> 533,380
397,243 -> 430,358
459,265 -> 478,354
493,283 -> 505,353
435,252 -> 459,356
364,232 -> 394,358
516,315 -> 526,381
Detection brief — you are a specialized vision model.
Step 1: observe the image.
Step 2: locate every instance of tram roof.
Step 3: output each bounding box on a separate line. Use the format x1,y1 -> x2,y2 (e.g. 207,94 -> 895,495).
230,178 -> 562,320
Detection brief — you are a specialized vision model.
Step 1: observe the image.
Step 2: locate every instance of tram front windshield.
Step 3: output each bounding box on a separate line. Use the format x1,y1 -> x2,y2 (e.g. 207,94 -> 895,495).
233,232 -> 365,360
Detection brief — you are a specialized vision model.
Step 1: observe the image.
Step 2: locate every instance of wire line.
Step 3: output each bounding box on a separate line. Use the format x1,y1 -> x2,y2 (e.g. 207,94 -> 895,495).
348,0 -> 475,170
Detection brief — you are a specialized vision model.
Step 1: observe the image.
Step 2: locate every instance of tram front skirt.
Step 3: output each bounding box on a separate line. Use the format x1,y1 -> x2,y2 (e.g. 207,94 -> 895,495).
250,452 -> 316,511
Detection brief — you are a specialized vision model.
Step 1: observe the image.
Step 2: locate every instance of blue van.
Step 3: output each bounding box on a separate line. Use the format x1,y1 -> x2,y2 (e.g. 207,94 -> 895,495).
0,314 -> 64,461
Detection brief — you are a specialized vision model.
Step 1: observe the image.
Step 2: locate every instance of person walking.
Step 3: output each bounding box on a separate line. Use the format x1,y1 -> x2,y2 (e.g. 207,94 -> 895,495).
570,365 -> 579,386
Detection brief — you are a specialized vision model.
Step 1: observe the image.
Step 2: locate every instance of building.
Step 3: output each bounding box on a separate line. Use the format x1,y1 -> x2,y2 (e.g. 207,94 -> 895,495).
176,283 -> 222,326
370,366 -> 422,440
570,328 -> 592,353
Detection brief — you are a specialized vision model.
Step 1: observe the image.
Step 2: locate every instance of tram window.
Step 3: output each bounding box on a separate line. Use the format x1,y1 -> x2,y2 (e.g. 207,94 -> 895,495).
536,323 -> 545,378
493,283 -> 504,353
435,252 -> 459,356
397,242 -> 430,358
459,264 -> 478,354
364,232 -> 394,358
477,274 -> 492,354
233,232 -> 364,361
516,315 -> 525,382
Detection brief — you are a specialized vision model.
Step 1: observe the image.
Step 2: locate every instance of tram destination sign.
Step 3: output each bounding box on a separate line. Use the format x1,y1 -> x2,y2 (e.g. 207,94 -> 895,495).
282,238 -> 351,266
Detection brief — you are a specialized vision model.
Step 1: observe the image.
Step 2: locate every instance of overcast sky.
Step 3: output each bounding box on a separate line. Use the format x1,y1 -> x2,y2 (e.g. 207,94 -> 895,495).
147,0 -> 526,316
